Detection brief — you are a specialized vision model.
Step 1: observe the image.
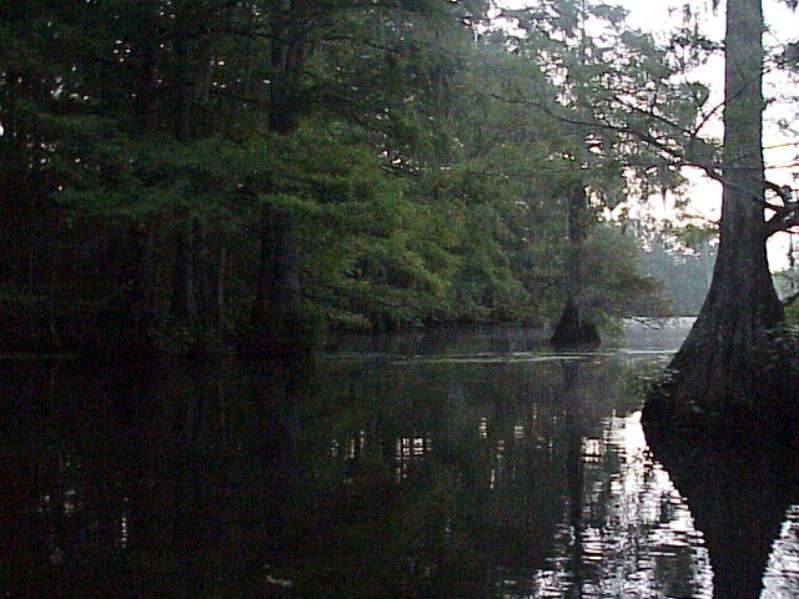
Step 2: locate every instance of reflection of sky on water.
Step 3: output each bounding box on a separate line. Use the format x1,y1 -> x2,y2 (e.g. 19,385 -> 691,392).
763,505 -> 799,599
325,401 -> 716,597
529,412 -> 713,599
321,340 -> 799,598
7,323 -> 799,598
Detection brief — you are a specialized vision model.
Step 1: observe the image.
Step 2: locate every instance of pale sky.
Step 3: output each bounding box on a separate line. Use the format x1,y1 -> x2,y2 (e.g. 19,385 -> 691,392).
494,0 -> 799,270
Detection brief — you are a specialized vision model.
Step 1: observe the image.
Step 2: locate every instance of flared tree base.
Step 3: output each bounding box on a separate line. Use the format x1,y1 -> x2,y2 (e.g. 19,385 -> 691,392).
550,298 -> 601,348
642,321 -> 799,440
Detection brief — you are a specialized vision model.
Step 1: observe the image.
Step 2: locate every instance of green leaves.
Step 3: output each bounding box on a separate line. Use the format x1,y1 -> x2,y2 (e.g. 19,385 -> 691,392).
1,0 -> 680,353
587,3 -> 628,25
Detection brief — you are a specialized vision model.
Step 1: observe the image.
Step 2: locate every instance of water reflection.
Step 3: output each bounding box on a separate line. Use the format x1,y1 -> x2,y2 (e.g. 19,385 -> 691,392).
646,422 -> 799,599
764,505 -> 799,598
532,360 -> 713,599
1,325 -> 798,598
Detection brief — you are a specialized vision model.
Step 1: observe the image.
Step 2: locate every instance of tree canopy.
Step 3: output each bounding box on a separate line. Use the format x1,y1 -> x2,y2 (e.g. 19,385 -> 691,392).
0,0 -> 730,357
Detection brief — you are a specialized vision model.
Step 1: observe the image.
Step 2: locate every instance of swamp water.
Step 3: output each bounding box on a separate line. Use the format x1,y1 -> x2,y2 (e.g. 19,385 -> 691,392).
2,319 -> 799,598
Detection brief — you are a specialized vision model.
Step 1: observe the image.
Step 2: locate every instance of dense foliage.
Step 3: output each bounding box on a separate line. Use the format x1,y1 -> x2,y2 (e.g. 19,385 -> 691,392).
0,0 -> 683,356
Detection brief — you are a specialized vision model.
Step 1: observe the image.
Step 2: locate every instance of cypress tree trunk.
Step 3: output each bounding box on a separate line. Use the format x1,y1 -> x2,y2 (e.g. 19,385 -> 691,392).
133,0 -> 161,135
252,206 -> 300,323
127,221 -> 157,345
171,212 -> 198,327
551,182 -> 600,347
241,2 -> 315,357
268,1 -> 305,134
167,22 -> 216,352
171,214 -> 218,353
243,205 -> 304,356
646,0 -> 782,415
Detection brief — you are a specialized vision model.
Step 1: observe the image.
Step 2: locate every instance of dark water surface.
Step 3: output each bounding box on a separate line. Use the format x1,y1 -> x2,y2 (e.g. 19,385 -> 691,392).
2,319 -> 799,598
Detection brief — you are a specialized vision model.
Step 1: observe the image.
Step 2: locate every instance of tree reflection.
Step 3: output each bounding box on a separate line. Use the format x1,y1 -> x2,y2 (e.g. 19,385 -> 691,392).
0,358 -> 309,597
5,352 -> 799,598
536,358 -> 714,599
563,359 -> 588,599
646,424 -> 799,599
763,505 -> 799,598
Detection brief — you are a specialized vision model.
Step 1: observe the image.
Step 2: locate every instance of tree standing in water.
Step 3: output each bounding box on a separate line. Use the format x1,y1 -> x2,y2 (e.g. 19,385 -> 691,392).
647,0 -> 799,418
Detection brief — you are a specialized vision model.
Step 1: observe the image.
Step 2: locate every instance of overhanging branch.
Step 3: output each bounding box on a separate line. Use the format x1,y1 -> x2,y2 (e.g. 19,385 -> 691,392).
485,88 -> 793,230
765,201 -> 799,237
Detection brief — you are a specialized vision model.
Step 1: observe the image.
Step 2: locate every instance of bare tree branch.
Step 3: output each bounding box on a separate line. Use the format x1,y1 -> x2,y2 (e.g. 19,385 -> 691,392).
765,199 -> 799,236
485,87 -> 795,235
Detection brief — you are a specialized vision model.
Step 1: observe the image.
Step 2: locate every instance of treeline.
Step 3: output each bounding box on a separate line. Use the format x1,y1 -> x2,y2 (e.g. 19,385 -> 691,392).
1,0 -> 677,357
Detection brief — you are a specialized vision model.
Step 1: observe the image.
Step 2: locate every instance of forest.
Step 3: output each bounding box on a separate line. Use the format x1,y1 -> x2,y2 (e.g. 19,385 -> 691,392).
8,3 -> 799,596
0,0 -> 789,360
